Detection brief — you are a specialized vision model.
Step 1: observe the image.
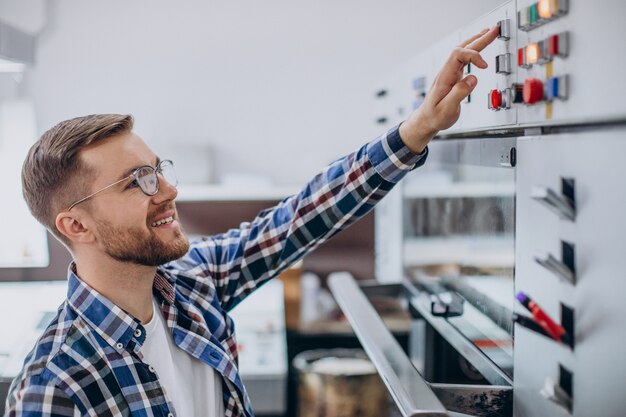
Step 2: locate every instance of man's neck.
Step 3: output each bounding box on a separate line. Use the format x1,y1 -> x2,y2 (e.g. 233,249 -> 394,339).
74,254 -> 157,324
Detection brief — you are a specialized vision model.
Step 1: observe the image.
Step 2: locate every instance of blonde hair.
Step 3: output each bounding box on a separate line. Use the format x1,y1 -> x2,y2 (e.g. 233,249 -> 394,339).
22,114 -> 134,245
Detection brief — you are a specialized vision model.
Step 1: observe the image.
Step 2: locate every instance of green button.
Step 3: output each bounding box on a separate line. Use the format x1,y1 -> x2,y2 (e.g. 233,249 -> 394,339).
529,3 -> 538,24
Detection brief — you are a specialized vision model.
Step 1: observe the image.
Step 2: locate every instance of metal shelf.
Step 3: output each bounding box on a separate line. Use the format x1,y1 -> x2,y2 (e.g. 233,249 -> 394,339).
403,236 -> 514,267
403,182 -> 514,199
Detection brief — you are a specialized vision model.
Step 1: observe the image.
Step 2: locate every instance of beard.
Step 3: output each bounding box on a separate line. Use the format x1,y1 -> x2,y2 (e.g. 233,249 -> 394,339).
95,218 -> 190,266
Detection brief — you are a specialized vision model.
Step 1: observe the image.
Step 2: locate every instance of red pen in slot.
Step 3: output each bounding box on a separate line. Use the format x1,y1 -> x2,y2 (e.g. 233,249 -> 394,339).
516,291 -> 566,342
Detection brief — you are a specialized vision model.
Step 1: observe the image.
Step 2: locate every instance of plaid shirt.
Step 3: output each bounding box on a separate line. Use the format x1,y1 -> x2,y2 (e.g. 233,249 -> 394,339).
4,125 -> 427,417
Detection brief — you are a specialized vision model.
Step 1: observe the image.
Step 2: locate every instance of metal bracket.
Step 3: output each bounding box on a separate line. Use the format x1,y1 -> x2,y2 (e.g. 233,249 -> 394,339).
531,178 -> 576,221
534,240 -> 576,284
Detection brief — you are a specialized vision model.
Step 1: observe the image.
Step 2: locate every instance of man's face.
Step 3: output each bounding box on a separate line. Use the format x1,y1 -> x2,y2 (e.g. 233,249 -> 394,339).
78,131 -> 190,266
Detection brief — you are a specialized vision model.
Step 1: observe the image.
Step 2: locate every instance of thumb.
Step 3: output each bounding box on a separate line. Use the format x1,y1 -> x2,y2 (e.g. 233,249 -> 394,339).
440,75 -> 477,108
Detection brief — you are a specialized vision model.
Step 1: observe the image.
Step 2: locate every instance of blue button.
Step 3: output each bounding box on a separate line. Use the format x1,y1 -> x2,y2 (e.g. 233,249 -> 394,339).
547,77 -> 559,100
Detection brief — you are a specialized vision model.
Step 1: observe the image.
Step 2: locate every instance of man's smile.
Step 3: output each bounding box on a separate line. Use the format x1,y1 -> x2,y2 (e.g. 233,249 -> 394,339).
151,216 -> 174,227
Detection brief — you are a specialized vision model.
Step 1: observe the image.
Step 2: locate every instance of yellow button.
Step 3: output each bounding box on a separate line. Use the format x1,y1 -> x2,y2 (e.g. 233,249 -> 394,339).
538,0 -> 552,19
526,43 -> 540,65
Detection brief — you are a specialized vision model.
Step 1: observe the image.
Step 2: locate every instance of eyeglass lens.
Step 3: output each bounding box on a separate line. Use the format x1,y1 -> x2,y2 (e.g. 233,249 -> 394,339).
135,161 -> 177,195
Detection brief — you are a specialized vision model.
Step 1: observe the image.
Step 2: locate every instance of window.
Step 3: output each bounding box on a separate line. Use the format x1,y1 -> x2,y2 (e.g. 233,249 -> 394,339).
0,98 -> 49,268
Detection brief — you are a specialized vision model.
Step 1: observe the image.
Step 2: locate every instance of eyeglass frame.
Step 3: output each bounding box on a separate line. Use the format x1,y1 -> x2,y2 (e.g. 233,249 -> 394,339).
66,159 -> 177,211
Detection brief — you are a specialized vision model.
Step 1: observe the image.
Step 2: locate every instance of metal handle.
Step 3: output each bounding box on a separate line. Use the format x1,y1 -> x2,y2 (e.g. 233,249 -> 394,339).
540,377 -> 572,413
534,252 -> 575,284
531,185 -> 576,221
328,272 -> 449,417
430,292 -> 465,318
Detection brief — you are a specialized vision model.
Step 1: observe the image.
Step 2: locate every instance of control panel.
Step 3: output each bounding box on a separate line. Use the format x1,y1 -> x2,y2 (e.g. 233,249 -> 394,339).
374,0 -> 626,134
373,2 -> 626,417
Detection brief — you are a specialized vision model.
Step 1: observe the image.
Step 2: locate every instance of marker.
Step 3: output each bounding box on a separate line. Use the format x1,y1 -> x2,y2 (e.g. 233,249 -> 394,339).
513,312 -> 552,338
516,291 -> 568,343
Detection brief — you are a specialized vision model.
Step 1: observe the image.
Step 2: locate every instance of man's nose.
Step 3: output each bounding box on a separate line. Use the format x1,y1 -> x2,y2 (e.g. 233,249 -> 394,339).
152,174 -> 178,203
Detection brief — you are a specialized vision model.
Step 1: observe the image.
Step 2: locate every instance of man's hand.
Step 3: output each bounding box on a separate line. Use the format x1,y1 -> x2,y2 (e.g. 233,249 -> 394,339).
399,26 -> 500,153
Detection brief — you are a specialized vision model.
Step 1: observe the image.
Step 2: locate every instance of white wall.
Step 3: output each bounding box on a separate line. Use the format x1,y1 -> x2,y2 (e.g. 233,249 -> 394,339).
1,0 -> 504,185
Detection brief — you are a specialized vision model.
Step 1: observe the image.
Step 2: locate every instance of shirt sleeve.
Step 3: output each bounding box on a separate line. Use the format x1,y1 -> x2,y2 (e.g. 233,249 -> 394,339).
176,124 -> 428,311
5,379 -> 79,417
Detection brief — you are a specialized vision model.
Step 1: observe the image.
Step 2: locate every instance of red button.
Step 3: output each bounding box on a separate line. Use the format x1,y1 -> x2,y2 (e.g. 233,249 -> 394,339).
490,89 -> 502,109
518,47 -> 525,67
523,78 -> 544,104
547,34 -> 559,57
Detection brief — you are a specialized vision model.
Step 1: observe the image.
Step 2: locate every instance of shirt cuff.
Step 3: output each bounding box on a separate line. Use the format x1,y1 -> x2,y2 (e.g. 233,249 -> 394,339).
366,123 -> 429,183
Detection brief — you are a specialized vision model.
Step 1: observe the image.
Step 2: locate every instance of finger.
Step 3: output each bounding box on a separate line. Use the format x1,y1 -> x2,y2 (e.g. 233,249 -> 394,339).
466,26 -> 500,52
452,48 -> 488,69
430,63 -> 472,105
439,75 -> 478,108
428,48 -> 476,103
458,28 -> 489,48
429,47 -> 487,104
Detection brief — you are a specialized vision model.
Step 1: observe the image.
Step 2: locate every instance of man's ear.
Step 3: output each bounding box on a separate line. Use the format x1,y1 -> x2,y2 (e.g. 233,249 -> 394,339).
55,211 -> 95,244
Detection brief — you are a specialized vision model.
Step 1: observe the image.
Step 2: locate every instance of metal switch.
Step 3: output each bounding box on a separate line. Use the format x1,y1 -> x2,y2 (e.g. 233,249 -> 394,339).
497,19 -> 511,40
518,8 -> 531,31
511,83 -> 524,103
496,53 -> 512,75
537,40 -> 550,64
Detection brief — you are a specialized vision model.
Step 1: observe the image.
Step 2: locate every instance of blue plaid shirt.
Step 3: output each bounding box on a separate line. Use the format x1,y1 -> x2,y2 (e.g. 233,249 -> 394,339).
4,125 -> 427,417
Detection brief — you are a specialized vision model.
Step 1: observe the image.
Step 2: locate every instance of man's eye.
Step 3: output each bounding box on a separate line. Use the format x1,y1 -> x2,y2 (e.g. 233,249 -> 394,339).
127,180 -> 140,189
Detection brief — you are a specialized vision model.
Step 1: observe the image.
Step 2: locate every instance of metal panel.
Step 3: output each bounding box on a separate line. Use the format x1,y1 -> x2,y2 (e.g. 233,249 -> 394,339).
515,0 -> 626,126
515,127 -> 626,417
457,1 -> 518,131
375,0 -> 626,135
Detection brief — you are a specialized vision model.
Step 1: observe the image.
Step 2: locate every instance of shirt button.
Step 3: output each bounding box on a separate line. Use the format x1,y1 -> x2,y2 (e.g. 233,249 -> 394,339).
116,342 -> 124,350
148,365 -> 156,373
134,329 -> 142,337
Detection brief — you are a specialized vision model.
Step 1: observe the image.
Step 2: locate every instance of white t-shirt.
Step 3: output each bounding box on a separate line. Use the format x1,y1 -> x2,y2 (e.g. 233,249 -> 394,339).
140,298 -> 224,416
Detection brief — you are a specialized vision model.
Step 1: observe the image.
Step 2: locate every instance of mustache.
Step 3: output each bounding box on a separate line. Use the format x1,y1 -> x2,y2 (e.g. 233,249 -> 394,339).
149,203 -> 177,222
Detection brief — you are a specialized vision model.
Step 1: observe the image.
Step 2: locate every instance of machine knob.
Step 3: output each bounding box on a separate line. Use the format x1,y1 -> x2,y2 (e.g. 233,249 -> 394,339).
523,78 -> 544,104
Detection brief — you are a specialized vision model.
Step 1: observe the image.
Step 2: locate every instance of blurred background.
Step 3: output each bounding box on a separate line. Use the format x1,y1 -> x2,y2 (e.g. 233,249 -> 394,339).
0,2 -> 506,416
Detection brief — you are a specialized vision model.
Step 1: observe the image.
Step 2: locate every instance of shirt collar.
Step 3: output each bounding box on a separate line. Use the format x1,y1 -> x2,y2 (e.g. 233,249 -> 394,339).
66,262 -> 176,354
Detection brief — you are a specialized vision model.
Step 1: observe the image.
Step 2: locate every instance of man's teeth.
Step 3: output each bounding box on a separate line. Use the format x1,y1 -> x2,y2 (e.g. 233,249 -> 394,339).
151,216 -> 174,227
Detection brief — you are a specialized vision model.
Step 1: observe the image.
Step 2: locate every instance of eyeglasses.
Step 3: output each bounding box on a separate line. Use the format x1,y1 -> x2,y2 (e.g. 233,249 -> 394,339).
67,160 -> 177,211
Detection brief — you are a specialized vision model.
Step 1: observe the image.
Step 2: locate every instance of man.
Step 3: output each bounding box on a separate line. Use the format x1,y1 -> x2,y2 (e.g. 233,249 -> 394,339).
5,27 -> 498,417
